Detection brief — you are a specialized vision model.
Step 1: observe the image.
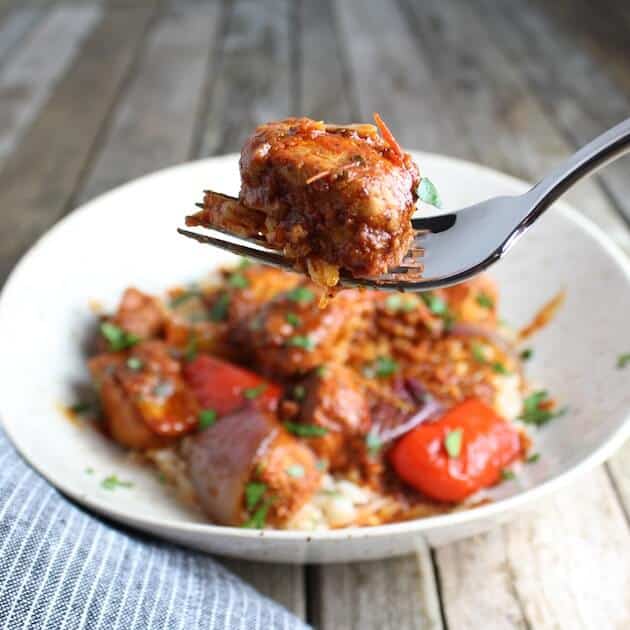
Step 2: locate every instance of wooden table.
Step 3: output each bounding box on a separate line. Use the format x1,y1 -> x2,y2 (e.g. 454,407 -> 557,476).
2,0 -> 630,627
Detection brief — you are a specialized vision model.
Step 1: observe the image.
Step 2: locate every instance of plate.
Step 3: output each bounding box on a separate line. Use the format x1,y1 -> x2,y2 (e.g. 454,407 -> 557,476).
1,153 -> 630,564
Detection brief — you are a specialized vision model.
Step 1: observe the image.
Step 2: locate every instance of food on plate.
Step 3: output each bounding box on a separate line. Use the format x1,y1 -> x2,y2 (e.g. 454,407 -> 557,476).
185,115 -> 424,288
82,263 -> 563,530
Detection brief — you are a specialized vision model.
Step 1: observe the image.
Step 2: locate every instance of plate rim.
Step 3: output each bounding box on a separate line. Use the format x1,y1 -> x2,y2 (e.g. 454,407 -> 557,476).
2,151 -> 630,544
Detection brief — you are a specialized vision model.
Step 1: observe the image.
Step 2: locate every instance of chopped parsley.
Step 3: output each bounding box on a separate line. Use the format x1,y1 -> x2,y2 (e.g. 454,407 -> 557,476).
420,292 -> 447,315
238,257 -> 252,269
70,401 -> 93,415
287,335 -> 315,351
100,322 -> 140,352
228,272 -> 249,289
286,312 -> 301,327
184,335 -> 198,362
364,356 -> 398,379
285,465 -> 305,478
519,390 -> 567,427
501,469 -> 516,481
444,428 -> 463,458
85,467 -> 94,475
292,385 -> 306,401
385,294 -> 417,313
152,380 -> 174,399
286,286 -> 315,304
209,292 -> 230,322
169,290 -> 200,308
244,383 -> 268,399
366,431 -> 382,455
315,459 -> 327,471
126,356 -> 143,371
242,501 -> 271,529
476,292 -> 494,309
617,353 -> 630,369
101,475 -> 133,491
492,361 -> 511,375
525,452 -> 540,464
245,481 -> 267,511
199,409 -> 217,429
316,365 -> 328,377
418,177 -> 442,208
284,422 -> 328,438
520,348 -> 534,361
471,342 -> 488,364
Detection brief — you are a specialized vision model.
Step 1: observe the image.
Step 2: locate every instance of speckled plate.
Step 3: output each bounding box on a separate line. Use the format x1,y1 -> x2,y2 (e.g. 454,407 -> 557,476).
1,153 -> 630,563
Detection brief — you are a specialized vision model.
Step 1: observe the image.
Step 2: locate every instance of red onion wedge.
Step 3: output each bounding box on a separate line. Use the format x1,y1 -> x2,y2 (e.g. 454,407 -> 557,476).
374,396 -> 443,444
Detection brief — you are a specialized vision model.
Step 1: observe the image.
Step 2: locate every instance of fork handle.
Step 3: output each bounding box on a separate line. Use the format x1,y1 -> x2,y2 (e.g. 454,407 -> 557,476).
523,117 -> 630,226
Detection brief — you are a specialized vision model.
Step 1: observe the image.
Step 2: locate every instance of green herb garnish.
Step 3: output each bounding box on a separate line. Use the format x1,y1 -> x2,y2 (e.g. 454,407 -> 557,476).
245,481 -> 267,511
286,312 -> 301,327
492,362 -> 511,375
292,385 -> 306,401
101,475 -> 133,491
366,432 -> 382,455
420,292 -> 447,315
285,465 -> 305,478
525,452 -> 540,464
501,469 -> 516,481
519,390 -> 567,427
199,409 -> 217,429
364,356 -> 398,379
284,422 -> 328,438
228,272 -> 249,289
315,365 -> 328,377
242,501 -> 271,529
184,335 -> 198,362
617,353 -> 630,369
476,292 -> 494,309
100,322 -> 140,352
70,402 -> 93,415
286,286 -> 315,304
126,357 -> 143,371
244,383 -> 268,399
471,343 -> 488,364
85,467 -> 94,475
287,335 -> 315,351
385,294 -> 417,313
444,428 -> 463,458
418,177 -> 442,208
520,348 -> 533,361
210,292 -> 230,322
238,258 -> 252,269
169,290 -> 200,308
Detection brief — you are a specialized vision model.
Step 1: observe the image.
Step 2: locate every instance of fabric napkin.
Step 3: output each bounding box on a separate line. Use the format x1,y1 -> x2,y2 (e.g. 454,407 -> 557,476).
0,429 -> 309,630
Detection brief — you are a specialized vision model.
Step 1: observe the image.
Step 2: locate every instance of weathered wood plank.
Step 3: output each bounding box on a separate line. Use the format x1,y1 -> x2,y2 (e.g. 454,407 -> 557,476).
198,0 -> 293,157
473,0 -> 630,228
403,1 -> 630,626
0,3 -> 159,283
437,471 -> 630,629
76,2 -> 220,203
0,4 -> 102,166
333,0 -> 469,157
299,0 -> 355,122
310,548 -> 444,630
0,5 -> 46,66
221,559 -> 307,621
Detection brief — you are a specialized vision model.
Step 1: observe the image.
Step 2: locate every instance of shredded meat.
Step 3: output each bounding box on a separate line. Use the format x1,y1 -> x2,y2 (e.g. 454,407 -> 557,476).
186,116 -> 421,286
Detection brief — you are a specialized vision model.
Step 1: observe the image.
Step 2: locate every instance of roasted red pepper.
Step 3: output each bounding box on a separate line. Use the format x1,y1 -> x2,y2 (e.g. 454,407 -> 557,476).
389,398 -> 522,502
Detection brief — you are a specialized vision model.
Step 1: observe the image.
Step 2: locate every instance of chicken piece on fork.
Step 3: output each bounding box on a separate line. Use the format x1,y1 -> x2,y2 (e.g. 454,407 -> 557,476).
184,115 -> 422,289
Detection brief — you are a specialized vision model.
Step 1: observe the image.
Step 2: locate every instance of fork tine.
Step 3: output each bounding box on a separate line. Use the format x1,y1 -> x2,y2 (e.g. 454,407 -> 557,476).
177,228 -> 290,269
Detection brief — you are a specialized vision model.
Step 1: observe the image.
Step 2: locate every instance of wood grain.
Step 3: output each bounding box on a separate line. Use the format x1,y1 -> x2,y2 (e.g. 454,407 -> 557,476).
76,2 -> 219,203
198,0 -> 293,157
0,3 -> 159,283
0,4 -> 102,166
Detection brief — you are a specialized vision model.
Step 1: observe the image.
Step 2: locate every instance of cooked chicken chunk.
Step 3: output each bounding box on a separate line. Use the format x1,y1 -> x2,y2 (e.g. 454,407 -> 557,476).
186,116 -> 421,286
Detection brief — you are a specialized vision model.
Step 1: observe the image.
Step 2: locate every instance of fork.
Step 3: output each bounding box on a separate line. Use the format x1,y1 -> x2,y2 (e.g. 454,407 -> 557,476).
178,118 -> 630,292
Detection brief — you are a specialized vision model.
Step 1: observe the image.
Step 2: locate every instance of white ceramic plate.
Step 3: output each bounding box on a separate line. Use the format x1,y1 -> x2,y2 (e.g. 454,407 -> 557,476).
2,153 -> 630,564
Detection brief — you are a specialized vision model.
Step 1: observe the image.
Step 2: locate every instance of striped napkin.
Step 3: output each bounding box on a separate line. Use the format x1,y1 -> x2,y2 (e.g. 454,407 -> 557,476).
0,429 -> 309,630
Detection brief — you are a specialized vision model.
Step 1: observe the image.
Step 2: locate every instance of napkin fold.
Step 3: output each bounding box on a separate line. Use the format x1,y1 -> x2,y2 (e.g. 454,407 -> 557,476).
0,429 -> 309,630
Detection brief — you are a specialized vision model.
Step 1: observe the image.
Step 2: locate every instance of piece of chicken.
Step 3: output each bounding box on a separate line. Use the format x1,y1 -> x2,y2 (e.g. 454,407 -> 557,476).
186,116 -> 421,287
